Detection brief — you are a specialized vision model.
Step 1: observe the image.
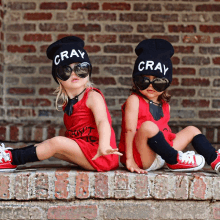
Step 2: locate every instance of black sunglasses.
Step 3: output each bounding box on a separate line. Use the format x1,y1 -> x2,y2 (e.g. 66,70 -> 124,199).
134,76 -> 170,92
55,62 -> 91,81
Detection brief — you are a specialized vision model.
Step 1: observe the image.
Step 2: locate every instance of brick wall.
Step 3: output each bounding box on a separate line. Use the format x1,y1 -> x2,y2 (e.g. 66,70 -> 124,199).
1,0 -> 220,127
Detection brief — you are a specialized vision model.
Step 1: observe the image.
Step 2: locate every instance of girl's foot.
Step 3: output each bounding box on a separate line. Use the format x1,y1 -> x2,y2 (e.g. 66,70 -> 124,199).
167,151 -> 205,172
0,143 -> 17,172
211,150 -> 220,174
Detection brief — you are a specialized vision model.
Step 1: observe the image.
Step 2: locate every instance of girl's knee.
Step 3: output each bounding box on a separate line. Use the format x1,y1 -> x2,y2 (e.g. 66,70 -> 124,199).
140,121 -> 159,137
186,126 -> 201,136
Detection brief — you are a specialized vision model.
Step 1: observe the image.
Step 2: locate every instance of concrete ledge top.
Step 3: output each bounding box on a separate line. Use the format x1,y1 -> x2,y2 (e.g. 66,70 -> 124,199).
0,163 -> 219,202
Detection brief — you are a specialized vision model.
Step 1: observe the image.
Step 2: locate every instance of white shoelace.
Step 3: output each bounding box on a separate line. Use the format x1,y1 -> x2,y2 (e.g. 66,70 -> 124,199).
0,143 -> 12,163
178,151 -> 195,164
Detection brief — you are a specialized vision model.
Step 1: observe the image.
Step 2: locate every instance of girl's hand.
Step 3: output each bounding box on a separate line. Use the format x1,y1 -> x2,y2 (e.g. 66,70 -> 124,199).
92,146 -> 123,160
126,158 -> 148,174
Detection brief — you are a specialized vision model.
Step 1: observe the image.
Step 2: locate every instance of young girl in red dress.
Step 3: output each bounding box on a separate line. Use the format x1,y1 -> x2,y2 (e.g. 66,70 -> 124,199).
119,38 -> 220,174
0,36 -> 121,172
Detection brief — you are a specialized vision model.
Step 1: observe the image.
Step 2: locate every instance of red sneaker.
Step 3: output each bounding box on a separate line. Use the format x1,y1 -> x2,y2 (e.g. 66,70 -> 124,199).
211,150 -> 220,174
0,143 -> 17,172
167,151 -> 205,172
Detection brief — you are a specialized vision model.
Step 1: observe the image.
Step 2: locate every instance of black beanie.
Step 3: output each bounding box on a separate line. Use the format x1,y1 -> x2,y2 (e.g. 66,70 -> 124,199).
46,36 -> 92,83
132,39 -> 174,84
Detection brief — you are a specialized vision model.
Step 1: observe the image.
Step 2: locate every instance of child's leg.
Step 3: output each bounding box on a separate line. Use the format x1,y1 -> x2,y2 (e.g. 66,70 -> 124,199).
134,121 -> 178,168
172,126 -> 217,165
35,136 -> 95,170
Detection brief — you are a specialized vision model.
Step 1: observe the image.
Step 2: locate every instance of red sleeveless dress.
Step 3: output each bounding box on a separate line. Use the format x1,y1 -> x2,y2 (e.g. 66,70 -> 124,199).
63,88 -> 119,171
119,94 -> 176,168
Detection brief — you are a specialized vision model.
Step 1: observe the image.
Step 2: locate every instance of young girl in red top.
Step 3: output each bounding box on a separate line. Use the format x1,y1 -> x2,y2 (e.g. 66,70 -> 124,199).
119,39 -> 220,174
0,36 -> 121,172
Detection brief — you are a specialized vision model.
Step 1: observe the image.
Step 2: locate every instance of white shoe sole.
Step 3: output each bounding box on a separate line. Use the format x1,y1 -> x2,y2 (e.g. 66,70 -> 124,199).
0,168 -> 16,172
168,156 -> 205,172
215,163 -> 220,174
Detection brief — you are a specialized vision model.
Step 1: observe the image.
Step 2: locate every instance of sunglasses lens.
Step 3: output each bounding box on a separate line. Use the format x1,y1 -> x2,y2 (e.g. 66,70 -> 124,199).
56,66 -> 72,81
74,62 -> 91,78
152,78 -> 169,92
134,76 -> 150,90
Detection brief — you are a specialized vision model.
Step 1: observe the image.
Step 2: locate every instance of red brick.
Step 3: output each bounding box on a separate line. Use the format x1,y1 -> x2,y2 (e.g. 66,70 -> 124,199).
183,35 -> 211,43
34,127 -> 43,142
22,98 -> 51,107
174,46 -> 194,53
172,56 -> 180,65
8,2 -> 36,10
84,45 -> 101,53
72,24 -> 100,32
105,24 -> 133,32
40,45 -> 50,53
214,37 -> 220,44
193,176 -> 206,199
181,78 -> 210,86
24,13 -> 52,20
40,2 -> 67,10
71,3 -> 99,10
120,13 -> 148,22
169,89 -> 195,97
164,4 -> 193,11
135,175 -> 149,199
102,3 -> 131,10
57,34 -> 85,41
7,109 -> 36,118
199,111 -> 220,118
200,25 -> 220,33
137,24 -> 165,33
25,33 -> 51,42
0,174 -> 10,199
206,127 -> 214,142
55,170 -> 70,199
182,56 -> 210,65
6,33 -> 20,42
104,45 -> 133,53
151,14 -> 178,22
182,14 -> 210,22
171,78 -> 179,86
6,24 -> 36,32
134,3 -> 161,11
92,77 -> 116,85
47,205 -> 97,219
119,35 -> 147,43
169,25 -> 196,33
8,88 -> 35,95
90,56 -> 117,64
104,66 -> 132,75
10,125 -> 19,141
24,55 -> 50,63
0,126 -> 6,141
15,173 -> 30,200
95,173 -> 108,198
182,99 -> 210,108
39,88 -> 55,96
175,175 -> 188,200
75,172 -> 90,198
88,34 -> 116,43
196,4 -> 220,11
39,23 -> 68,32
213,57 -> 220,64
88,13 -> 116,21
47,126 -> 56,139
35,172 -> 49,199
7,45 -> 36,53
58,127 -> 66,136
151,35 -> 179,43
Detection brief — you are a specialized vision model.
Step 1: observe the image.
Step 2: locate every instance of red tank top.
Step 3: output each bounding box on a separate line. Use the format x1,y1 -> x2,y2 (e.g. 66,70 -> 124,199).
63,87 -> 118,171
119,94 -> 176,166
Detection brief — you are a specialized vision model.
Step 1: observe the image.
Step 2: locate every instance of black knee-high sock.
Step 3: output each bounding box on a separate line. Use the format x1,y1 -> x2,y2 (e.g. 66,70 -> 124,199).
148,131 -> 178,164
192,134 -> 217,165
10,145 -> 40,165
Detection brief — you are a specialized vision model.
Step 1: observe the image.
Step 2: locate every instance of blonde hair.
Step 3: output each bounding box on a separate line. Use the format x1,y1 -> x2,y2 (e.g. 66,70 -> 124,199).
54,78 -> 93,111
